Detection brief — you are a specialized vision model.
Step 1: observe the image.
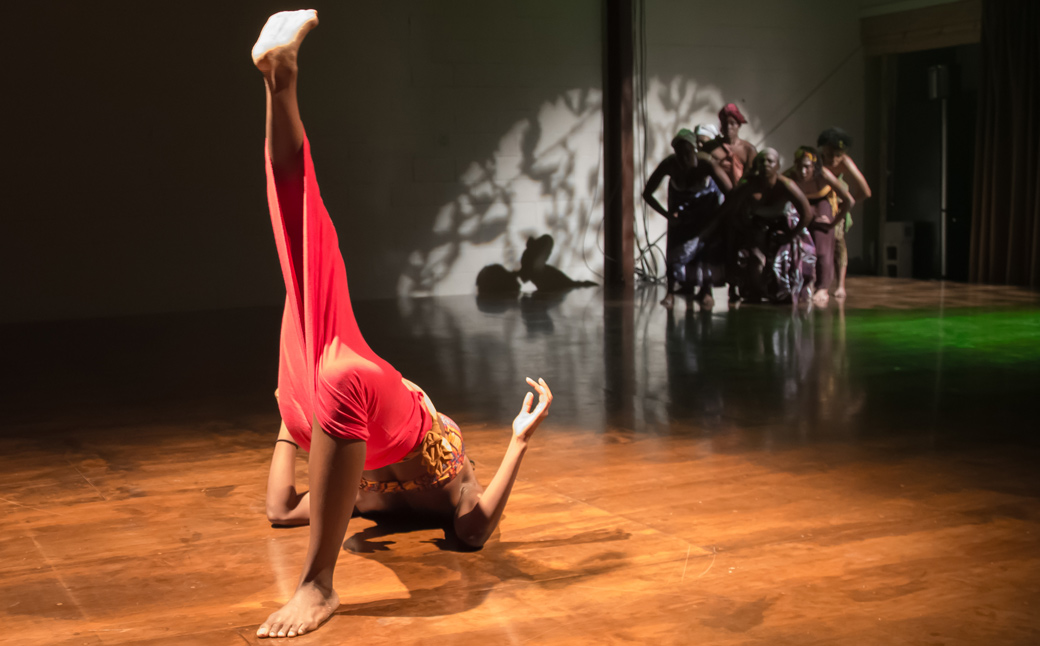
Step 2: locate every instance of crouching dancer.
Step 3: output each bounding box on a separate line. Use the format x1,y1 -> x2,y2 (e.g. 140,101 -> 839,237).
251,10 -> 553,638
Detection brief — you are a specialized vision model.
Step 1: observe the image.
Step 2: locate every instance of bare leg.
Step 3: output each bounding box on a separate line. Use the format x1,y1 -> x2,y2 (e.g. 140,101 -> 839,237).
660,279 -> 675,308
834,227 -> 848,300
697,267 -> 714,309
700,289 -> 714,310
258,423 -> 365,638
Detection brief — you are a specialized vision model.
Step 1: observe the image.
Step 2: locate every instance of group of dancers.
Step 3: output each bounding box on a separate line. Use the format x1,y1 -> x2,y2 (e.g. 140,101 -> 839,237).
643,104 -> 872,308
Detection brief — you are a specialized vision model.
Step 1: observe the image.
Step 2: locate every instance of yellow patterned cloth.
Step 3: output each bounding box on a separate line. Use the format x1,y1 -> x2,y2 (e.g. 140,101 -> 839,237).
359,413 -> 466,493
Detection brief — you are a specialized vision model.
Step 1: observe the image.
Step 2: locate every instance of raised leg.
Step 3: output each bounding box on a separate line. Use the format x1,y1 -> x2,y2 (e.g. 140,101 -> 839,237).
252,10 -> 368,640
254,9 -> 317,174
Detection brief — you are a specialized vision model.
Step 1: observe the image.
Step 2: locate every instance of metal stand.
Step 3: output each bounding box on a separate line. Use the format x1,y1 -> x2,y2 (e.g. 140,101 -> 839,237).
940,95 -> 948,279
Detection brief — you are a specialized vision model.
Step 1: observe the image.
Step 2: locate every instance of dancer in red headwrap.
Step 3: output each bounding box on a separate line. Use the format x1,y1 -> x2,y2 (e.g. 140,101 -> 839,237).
706,103 -> 758,185
251,10 -> 553,638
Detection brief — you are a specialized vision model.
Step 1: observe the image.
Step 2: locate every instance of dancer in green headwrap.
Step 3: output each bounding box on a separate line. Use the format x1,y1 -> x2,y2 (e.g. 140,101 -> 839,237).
643,129 -> 733,309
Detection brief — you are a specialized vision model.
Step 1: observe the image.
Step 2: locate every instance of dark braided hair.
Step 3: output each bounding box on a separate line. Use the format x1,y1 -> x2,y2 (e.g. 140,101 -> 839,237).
816,127 -> 852,151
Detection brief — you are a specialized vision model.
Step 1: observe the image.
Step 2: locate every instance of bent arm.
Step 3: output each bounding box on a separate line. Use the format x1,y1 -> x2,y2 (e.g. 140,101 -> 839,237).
266,422 -> 311,525
453,439 -> 528,548
702,152 -> 733,193
642,159 -> 672,217
454,378 -> 552,548
744,141 -> 758,163
781,176 -> 813,231
822,167 -> 855,222
841,156 -> 872,201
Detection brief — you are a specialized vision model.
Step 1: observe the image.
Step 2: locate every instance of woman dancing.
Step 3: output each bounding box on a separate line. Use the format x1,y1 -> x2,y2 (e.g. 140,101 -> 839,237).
706,103 -> 758,186
816,128 -> 871,300
251,10 -> 553,639
642,129 -> 732,309
783,146 -> 855,305
728,148 -> 816,305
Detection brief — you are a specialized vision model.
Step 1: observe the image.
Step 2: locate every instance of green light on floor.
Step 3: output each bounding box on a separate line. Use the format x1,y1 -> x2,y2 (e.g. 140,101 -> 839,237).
844,309 -> 1040,364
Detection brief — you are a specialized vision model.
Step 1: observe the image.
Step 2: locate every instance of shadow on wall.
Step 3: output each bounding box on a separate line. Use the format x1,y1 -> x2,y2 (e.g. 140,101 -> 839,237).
476,234 -> 598,334
396,76 -> 750,296
478,234 -> 598,294
396,89 -> 606,298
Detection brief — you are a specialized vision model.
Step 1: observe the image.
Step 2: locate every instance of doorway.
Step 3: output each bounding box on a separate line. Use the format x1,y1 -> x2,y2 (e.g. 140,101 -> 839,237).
888,44 -> 979,281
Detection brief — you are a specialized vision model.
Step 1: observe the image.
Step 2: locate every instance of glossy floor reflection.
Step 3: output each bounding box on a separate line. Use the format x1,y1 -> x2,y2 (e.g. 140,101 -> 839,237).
2,277 -> 1040,645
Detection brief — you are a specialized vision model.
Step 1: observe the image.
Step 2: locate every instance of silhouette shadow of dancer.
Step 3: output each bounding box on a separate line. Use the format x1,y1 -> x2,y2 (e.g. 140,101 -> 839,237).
476,234 -> 596,299
518,235 -> 597,292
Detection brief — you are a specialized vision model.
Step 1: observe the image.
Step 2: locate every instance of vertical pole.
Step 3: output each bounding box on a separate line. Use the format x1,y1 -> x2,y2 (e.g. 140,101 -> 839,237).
603,0 -> 635,294
602,0 -> 636,431
940,96 -> 948,278
878,54 -> 893,277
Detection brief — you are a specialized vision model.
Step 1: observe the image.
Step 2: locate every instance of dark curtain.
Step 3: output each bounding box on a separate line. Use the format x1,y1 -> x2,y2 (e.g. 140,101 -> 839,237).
970,0 -> 1040,287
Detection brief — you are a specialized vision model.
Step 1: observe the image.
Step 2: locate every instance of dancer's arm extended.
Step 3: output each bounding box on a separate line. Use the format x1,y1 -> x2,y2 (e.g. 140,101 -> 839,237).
266,422 -> 310,526
454,377 -> 553,548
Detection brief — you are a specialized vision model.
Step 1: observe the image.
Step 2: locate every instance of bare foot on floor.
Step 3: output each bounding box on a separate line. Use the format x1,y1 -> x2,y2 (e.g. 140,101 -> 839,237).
700,291 -> 715,310
834,286 -> 847,300
812,289 -> 829,306
257,582 -> 339,639
252,9 -> 319,74
660,293 -> 674,309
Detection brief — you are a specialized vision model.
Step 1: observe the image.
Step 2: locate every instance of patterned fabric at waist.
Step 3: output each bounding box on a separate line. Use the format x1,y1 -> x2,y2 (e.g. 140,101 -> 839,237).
358,413 -> 466,494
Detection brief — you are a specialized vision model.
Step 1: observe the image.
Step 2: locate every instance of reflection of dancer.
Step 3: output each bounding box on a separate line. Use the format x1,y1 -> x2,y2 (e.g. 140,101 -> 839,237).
817,128 -> 871,300
783,146 -> 854,306
251,11 -> 552,639
643,129 -> 732,309
729,149 -> 816,304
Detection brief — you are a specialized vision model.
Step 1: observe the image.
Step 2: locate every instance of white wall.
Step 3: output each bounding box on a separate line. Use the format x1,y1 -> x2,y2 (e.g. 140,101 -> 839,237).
7,1 -> 883,323
4,1 -> 603,324
637,0 -> 869,273
305,1 -> 605,300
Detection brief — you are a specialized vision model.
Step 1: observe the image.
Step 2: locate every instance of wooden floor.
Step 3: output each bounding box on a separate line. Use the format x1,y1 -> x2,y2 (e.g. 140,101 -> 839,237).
4,277 -> 1040,645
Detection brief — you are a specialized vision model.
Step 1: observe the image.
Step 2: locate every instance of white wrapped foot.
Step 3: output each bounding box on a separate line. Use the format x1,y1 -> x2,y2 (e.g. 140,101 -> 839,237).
251,10 -> 318,72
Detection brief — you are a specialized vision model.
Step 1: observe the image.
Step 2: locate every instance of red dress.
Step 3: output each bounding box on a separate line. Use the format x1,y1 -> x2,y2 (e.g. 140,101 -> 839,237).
266,135 -> 430,469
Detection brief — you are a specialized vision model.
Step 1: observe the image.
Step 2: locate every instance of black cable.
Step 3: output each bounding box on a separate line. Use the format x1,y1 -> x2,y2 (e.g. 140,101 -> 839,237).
753,45 -> 863,148
632,0 -> 665,284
